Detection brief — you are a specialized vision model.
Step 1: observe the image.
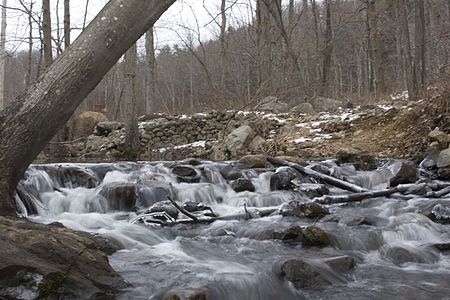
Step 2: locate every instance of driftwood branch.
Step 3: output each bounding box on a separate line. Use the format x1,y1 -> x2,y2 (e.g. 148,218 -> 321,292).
268,157 -> 368,193
168,184 -> 199,222
314,188 -> 399,204
427,185 -> 450,198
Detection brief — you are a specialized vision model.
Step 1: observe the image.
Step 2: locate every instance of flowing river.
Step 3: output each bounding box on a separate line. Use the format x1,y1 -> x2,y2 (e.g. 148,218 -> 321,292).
15,159 -> 450,299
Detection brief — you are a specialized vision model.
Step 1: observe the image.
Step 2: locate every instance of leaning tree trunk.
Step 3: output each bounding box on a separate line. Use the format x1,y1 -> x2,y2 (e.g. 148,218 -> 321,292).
0,0 -> 176,216
0,0 -> 6,111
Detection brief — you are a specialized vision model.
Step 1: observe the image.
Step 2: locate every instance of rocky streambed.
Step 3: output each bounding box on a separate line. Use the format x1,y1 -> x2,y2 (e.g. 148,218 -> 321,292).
4,154 -> 450,299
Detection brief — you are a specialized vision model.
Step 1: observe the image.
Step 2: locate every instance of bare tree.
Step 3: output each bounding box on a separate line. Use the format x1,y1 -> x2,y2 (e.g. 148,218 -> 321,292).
220,0 -> 227,94
0,0 -> 6,111
321,0 -> 333,96
42,0 -> 53,67
0,0 -> 176,216
64,0 -> 70,49
145,26 -> 156,114
414,0 -> 426,92
124,43 -> 139,160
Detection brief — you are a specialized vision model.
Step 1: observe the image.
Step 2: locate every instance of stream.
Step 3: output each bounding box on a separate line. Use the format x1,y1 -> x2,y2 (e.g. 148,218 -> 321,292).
15,159 -> 450,299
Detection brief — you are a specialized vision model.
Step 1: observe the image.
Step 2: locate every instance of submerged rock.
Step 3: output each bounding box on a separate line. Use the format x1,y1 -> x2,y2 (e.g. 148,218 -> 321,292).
302,226 -> 331,247
275,255 -> 354,289
230,178 -> 255,192
278,201 -> 329,219
0,217 -> 125,300
98,182 -> 137,211
381,245 -> 439,266
163,288 -> 210,300
273,226 -> 303,242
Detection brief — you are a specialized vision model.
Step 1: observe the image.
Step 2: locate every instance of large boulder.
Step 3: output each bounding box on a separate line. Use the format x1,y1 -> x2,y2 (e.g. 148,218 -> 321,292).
254,96 -> 289,113
0,217 -> 125,300
428,129 -> 449,149
291,103 -> 316,115
275,255 -> 355,289
66,111 -> 108,140
95,121 -> 124,136
437,148 -> 450,168
223,125 -> 255,158
302,226 -> 331,247
387,160 -> 418,186
98,182 -> 137,211
309,97 -> 344,112
238,155 -> 267,168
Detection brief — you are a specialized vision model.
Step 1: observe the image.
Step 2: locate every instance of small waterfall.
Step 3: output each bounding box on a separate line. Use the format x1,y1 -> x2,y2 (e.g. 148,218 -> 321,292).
14,159 -> 450,300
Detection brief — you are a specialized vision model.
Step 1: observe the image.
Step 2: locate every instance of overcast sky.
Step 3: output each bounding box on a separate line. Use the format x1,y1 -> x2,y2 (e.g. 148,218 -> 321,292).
4,0 -> 256,54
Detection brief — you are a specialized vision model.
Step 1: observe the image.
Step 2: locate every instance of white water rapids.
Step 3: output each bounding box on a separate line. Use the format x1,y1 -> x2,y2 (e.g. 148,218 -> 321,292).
15,160 -> 450,299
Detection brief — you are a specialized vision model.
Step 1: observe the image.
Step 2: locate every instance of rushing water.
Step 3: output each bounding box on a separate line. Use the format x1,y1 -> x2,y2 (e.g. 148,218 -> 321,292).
16,160 -> 450,300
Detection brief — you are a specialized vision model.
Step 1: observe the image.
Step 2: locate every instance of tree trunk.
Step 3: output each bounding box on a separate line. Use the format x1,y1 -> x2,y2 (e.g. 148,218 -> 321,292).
220,0 -> 227,95
0,0 -> 6,111
42,0 -> 53,67
256,0 -> 274,95
0,0 -> 176,216
124,43 -> 139,161
397,0 -> 417,100
414,0 -> 426,92
145,26 -> 156,114
367,0 -> 384,97
64,0 -> 70,49
321,0 -> 333,96
26,1 -> 33,86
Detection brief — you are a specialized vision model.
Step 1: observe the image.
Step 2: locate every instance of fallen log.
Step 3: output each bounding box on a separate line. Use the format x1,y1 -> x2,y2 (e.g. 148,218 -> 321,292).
314,188 -> 399,205
132,207 -> 278,227
427,185 -> 450,198
268,157 -> 368,193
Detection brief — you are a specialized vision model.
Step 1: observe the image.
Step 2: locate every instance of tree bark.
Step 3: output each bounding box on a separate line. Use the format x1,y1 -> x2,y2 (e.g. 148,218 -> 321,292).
64,0 -> 70,49
0,0 -> 6,111
0,0 -> 176,216
414,0 -> 426,92
219,0 -> 227,95
256,0 -> 274,95
124,43 -> 139,161
321,0 -> 333,97
145,26 -> 156,114
397,0 -> 417,100
42,0 -> 53,67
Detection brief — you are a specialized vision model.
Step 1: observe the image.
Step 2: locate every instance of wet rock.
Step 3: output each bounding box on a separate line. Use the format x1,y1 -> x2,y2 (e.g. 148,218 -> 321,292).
291,103 -> 316,115
172,165 -> 200,183
219,165 -> 244,180
163,288 -> 210,300
0,217 -> 125,300
45,165 -> 99,188
437,167 -> 450,180
298,202 -> 330,219
302,226 -> 331,247
180,158 -> 203,166
238,155 -> 267,168
95,121 -> 123,136
428,129 -> 449,149
387,160 -> 418,186
98,182 -> 137,211
254,96 -> 289,113
273,226 -> 303,242
181,202 -> 215,217
278,201 -> 329,219
172,165 -> 197,177
323,256 -> 356,273
276,259 -> 331,289
270,168 -> 297,190
230,178 -> 255,192
381,245 -> 437,266
338,215 -> 373,226
91,234 -> 124,255
147,200 -> 179,219
431,243 -> 450,253
137,181 -> 171,207
298,183 -> 329,198
336,150 -> 377,171
437,148 -> 450,168
428,204 -> 450,224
